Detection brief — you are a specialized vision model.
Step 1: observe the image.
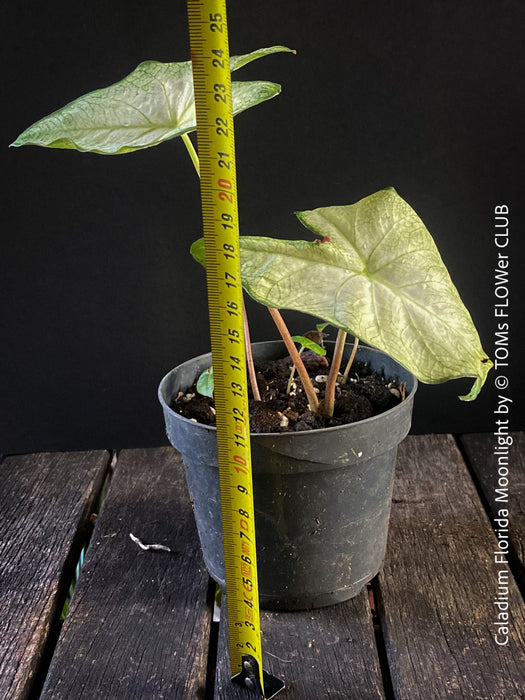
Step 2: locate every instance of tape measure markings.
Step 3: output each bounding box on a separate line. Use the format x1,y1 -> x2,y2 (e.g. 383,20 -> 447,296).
187,0 -> 265,693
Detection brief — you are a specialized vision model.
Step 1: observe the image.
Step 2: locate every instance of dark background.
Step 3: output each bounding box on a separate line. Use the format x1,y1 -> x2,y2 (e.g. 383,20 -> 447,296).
2,1 -> 523,453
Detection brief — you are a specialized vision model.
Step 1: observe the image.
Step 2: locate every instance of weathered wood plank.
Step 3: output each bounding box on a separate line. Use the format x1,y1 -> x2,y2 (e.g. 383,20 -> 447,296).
460,432 -> 525,569
215,592 -> 385,698
0,451 -> 110,700
41,447 -> 212,699
378,434 -> 525,699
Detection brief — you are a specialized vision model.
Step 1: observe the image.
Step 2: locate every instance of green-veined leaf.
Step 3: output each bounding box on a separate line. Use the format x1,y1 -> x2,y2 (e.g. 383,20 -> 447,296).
11,46 -> 293,154
191,188 -> 492,399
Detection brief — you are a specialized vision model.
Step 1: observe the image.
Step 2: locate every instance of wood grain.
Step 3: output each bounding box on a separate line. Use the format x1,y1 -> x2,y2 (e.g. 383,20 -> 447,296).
40,447 -> 212,699
215,587 -> 385,696
378,434 -> 525,699
460,432 -> 525,570
0,451 -> 110,700
5,437 -> 525,698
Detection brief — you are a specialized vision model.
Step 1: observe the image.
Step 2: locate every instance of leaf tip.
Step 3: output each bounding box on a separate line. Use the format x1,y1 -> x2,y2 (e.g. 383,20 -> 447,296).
267,45 -> 296,55
293,209 -> 308,226
10,131 -> 29,148
459,356 -> 493,401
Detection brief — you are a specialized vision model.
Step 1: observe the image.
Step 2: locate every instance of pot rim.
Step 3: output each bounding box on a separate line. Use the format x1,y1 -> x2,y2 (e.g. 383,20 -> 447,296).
158,341 -> 418,438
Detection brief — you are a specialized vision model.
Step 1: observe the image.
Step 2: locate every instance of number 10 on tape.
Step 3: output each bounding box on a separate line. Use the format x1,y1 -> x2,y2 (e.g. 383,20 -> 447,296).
187,1 -> 284,697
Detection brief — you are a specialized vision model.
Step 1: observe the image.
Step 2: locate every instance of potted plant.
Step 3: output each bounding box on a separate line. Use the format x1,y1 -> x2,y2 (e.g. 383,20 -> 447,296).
12,47 -> 492,610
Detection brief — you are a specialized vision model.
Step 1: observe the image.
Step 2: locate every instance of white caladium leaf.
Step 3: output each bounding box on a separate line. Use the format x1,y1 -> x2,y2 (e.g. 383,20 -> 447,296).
192,188 -> 492,399
11,46 -> 293,154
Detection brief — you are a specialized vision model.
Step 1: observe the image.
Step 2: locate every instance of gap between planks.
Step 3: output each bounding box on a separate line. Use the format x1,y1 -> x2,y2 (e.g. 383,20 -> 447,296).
378,434 -> 525,700
40,447 -> 213,700
0,450 -> 111,700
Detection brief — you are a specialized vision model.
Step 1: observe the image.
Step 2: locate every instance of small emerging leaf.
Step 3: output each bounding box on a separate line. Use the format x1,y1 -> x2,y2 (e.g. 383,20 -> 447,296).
11,46 -> 294,154
196,366 -> 214,398
291,335 -> 326,356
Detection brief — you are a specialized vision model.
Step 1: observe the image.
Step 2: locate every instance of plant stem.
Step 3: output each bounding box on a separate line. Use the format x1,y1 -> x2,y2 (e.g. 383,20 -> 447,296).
243,298 -> 261,401
286,347 -> 303,394
182,131 -> 259,400
320,328 -> 347,417
342,336 -> 360,383
267,307 -> 319,412
182,133 -> 200,176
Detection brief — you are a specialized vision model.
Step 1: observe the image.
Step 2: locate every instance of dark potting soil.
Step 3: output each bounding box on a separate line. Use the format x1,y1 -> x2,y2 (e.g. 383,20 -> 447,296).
172,349 -> 406,433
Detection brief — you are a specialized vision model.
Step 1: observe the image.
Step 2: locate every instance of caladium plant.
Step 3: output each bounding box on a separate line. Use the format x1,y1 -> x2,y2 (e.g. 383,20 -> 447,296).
12,45 -> 492,417
191,187 -> 492,401
12,46 -> 291,155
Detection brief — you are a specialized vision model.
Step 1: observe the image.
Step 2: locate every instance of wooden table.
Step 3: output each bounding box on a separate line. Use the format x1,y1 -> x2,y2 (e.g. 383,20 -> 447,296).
2,434 -> 524,699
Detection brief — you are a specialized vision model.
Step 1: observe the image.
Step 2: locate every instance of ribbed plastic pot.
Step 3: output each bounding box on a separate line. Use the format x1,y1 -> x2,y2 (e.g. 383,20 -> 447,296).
159,341 -> 417,610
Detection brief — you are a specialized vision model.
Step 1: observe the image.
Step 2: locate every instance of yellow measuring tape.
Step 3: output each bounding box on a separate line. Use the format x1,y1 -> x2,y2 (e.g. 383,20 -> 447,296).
187,1 -> 283,697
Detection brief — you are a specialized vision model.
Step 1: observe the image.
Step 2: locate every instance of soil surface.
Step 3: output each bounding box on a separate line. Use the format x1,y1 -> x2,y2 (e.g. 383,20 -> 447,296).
172,350 -> 406,433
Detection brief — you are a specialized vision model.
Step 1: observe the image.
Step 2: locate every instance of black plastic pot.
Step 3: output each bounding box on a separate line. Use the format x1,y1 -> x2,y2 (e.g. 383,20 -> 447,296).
159,341 -> 417,610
